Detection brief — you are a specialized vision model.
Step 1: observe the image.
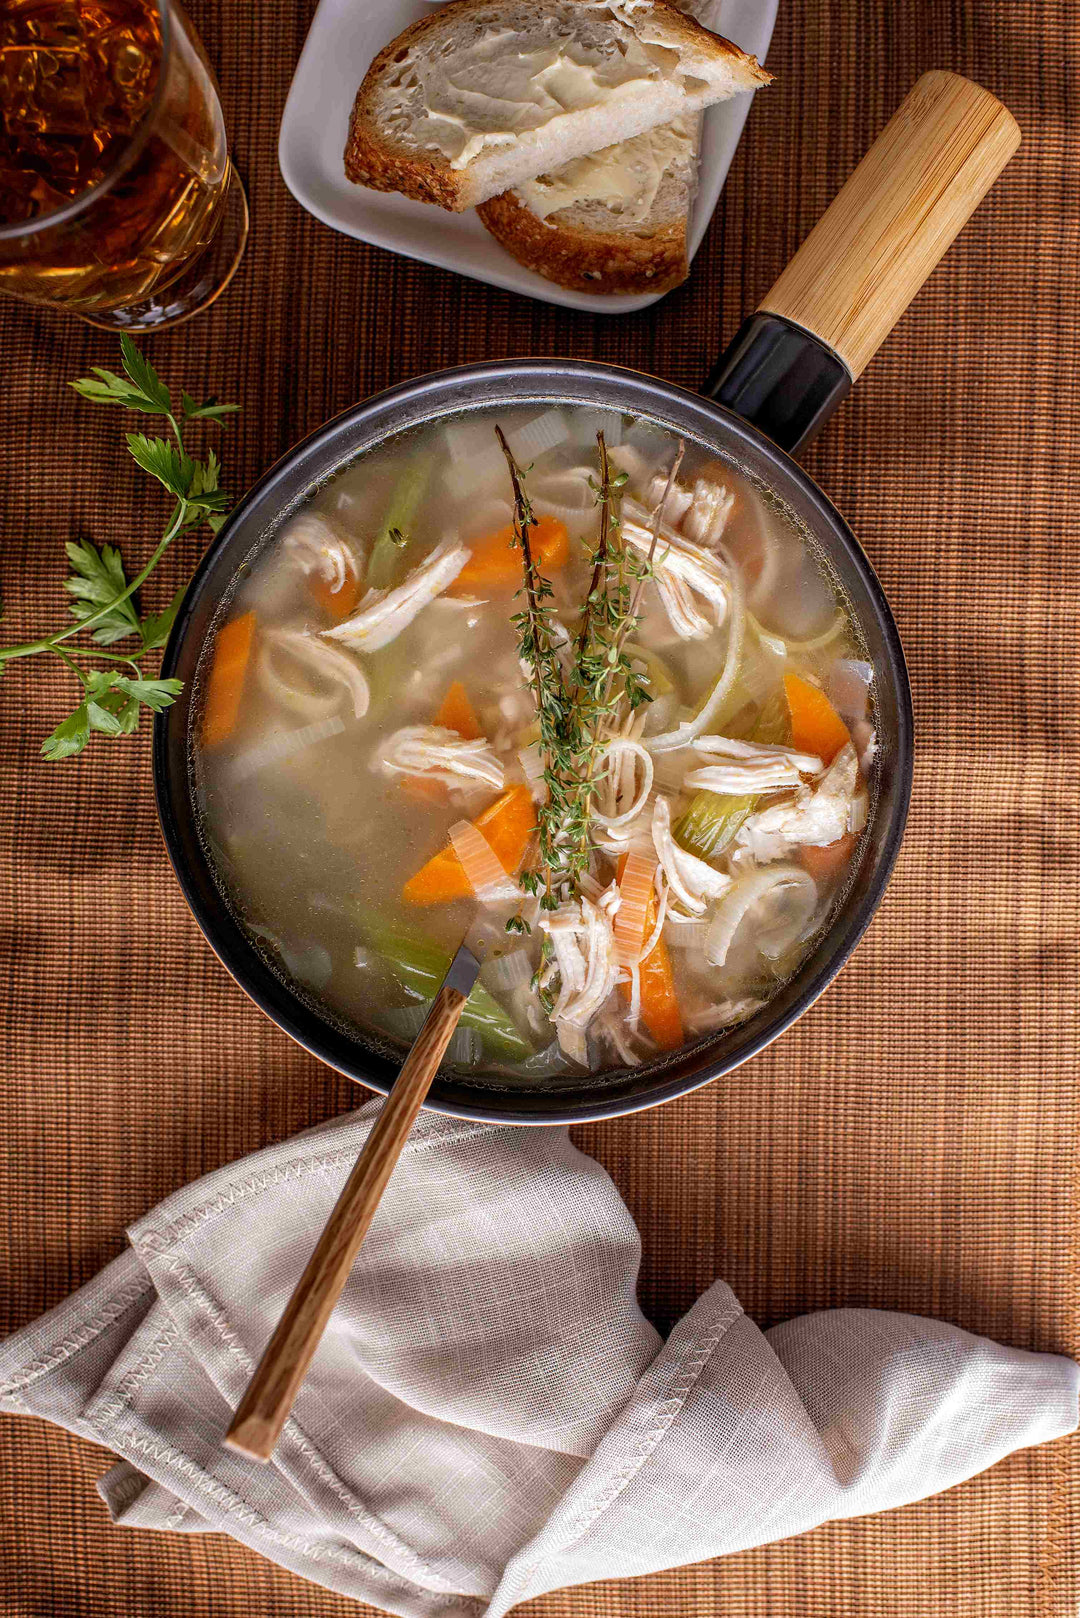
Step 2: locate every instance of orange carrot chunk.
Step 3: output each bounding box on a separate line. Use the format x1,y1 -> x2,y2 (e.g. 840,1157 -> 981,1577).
447,515 -> 569,597
434,680 -> 482,740
784,672 -> 850,765
201,611 -> 256,748
402,785 -> 535,906
309,554 -> 363,624
799,831 -> 857,884
614,858 -> 683,1049
634,935 -> 684,1051
399,776 -> 449,807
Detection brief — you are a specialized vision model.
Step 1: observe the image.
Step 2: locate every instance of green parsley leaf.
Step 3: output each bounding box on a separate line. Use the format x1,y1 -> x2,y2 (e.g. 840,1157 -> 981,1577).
181,391 -> 240,424
119,334 -> 172,414
41,705 -> 91,760
140,585 -> 186,651
126,433 -> 196,499
86,699 -> 124,736
113,675 -> 183,712
63,539 -> 140,645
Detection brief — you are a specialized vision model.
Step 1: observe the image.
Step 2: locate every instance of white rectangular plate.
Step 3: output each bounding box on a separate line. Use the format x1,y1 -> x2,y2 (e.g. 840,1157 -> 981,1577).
278,0 -> 779,315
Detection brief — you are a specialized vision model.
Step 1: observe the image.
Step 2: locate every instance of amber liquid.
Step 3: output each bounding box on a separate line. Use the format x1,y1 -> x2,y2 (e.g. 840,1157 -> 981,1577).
0,0 -> 229,312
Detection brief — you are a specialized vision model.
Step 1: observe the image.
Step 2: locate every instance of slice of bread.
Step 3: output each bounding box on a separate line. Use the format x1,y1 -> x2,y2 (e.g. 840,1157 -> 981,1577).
344,0 -> 769,213
476,115 -> 700,294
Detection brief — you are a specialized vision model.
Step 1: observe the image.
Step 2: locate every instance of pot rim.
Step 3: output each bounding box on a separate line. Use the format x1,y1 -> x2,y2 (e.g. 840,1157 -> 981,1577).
154,359 -> 913,1125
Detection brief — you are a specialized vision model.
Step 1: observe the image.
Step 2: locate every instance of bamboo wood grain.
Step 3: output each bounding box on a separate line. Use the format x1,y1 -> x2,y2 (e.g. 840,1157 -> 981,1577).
759,71 -> 1021,379
224,982 -> 468,1463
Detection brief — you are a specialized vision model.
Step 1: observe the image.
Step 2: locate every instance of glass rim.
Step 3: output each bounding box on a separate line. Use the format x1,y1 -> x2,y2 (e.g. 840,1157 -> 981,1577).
0,0 -> 173,244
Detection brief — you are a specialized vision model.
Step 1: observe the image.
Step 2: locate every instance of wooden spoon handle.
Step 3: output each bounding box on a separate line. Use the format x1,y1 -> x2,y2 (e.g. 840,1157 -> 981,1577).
759,71 -> 1021,379
223,983 -> 468,1462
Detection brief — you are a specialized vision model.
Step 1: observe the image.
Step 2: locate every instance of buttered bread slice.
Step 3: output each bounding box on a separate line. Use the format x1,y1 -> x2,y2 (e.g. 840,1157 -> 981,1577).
476,115 -> 700,293
344,0 -> 769,212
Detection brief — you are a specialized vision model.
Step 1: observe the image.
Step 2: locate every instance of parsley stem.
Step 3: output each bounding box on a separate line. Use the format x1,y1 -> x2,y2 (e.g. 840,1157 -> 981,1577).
50,645 -> 88,686
0,501 -> 188,663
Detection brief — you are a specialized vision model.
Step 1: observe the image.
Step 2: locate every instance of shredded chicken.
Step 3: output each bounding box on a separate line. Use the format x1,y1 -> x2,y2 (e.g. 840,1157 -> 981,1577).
257,629 -> 370,722
685,997 -> 765,1036
374,725 -> 504,794
645,471 -> 694,524
653,569 -> 712,639
651,795 -> 732,916
735,742 -> 860,860
684,734 -> 824,795
539,896 -> 619,1060
621,497 -> 730,640
283,513 -> 356,594
591,999 -> 644,1066
323,540 -> 468,652
682,478 -> 735,548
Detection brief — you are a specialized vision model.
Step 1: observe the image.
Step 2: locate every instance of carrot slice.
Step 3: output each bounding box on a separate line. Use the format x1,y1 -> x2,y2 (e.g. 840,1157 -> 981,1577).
615,857 -> 683,1049
613,850 -> 656,967
784,672 -> 851,765
434,680 -> 482,740
399,776 -> 449,807
799,831 -> 857,884
309,554 -> 363,624
201,611 -> 256,748
402,784 -> 535,906
447,515 -> 569,597
635,935 -> 684,1051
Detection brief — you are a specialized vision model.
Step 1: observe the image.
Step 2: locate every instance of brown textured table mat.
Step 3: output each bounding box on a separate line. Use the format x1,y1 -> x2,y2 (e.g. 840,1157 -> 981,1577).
1,1 -> 1077,1614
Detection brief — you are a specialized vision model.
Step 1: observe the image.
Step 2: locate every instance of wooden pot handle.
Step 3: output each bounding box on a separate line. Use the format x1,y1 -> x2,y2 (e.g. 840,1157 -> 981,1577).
758,71 -> 1021,380
223,982 -> 468,1463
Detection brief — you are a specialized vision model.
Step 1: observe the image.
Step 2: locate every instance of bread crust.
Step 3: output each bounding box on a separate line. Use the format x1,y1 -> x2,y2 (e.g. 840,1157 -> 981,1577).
477,187 -> 688,294
343,0 -> 769,212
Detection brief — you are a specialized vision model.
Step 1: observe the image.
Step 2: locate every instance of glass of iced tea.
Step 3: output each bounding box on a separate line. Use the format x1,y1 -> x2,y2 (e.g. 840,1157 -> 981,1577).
0,0 -> 248,330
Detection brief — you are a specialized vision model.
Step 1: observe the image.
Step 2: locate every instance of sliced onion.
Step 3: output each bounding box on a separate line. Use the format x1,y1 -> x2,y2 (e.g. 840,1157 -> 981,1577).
230,714 -> 348,782
517,1039 -> 575,1078
645,545 -> 746,753
504,409 -> 570,462
751,609 -> 846,658
279,941 -> 333,991
257,629 -> 370,722
826,658 -> 874,724
705,865 -> 818,968
593,738 -> 654,829
569,408 -> 623,449
379,1006 -> 483,1066
480,951 -> 534,993
517,741 -> 546,786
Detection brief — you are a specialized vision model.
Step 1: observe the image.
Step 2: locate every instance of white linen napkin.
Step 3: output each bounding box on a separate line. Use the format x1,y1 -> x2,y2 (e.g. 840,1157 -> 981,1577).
1,1100 -> 1075,1617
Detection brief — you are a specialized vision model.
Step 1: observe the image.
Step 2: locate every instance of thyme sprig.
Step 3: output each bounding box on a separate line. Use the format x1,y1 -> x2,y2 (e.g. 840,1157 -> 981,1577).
496,426 -> 574,915
500,425 -> 670,933
0,335 -> 237,759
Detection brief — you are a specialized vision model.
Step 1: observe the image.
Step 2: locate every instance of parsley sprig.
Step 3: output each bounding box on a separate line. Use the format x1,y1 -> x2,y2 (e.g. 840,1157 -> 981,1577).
0,335 -> 237,760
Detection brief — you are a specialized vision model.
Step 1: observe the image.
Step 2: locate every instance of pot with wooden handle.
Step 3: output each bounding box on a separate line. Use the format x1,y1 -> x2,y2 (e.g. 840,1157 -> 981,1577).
155,71 -> 1021,1154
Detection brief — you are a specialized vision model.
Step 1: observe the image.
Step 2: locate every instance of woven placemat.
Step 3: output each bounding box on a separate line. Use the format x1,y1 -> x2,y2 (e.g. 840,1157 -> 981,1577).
1,1 -> 1077,1614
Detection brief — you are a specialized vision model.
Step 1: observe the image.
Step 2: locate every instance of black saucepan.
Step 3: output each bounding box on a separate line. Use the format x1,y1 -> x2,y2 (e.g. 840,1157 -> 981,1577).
154,72 -> 1018,1124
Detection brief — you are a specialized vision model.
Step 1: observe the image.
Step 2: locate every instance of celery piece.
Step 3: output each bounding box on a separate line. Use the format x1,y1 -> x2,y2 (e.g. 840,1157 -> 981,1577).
356,910 -> 534,1063
673,690 -> 791,859
366,456 -> 433,590
674,791 -> 755,859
